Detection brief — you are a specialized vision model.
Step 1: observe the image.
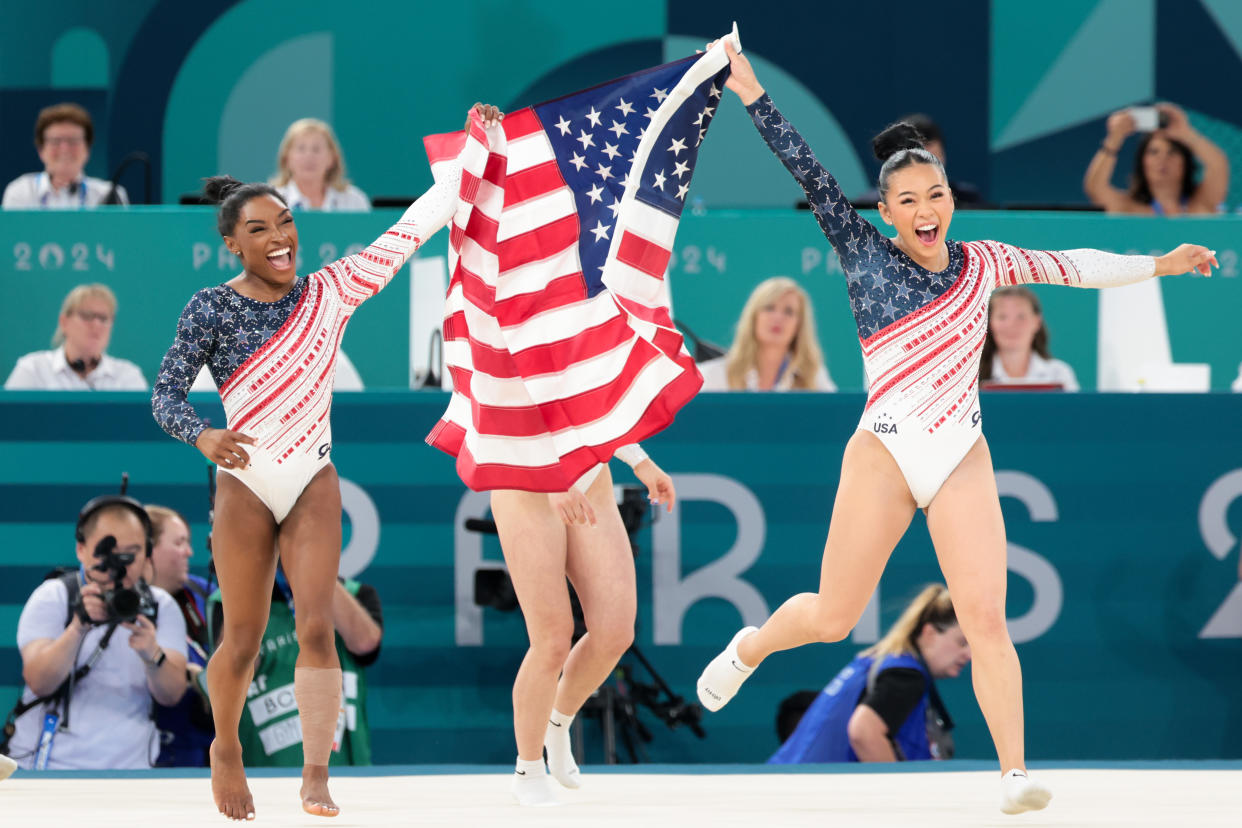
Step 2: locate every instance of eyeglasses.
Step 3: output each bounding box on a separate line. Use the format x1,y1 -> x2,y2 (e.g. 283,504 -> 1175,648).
74,310 -> 113,324
44,136 -> 86,148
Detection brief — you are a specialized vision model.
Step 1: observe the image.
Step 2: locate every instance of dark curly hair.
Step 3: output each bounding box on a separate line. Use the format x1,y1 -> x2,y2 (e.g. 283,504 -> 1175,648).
202,175 -> 287,238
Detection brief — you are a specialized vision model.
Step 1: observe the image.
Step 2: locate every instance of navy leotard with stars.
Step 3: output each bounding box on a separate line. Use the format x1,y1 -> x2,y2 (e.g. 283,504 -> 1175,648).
152,278 -> 307,445
746,93 -> 964,340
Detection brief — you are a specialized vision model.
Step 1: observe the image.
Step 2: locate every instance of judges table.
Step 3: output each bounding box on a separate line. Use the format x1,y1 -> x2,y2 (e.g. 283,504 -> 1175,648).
3,208 -> 1241,392
0,390 -> 1238,763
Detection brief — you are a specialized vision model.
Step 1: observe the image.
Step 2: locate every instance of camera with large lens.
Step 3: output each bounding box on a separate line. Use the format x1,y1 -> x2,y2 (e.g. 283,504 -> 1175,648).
89,535 -> 157,624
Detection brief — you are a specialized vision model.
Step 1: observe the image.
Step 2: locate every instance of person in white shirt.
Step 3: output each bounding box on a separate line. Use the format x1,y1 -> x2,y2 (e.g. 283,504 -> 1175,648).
6,497 -> 187,769
4,283 -> 147,390
979,286 -> 1079,390
2,103 -> 128,209
271,119 -> 370,212
698,276 -> 836,391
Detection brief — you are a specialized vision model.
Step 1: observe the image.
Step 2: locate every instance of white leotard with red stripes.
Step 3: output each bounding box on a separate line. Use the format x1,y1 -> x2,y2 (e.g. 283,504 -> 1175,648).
748,94 -> 1156,506
153,175 -> 459,520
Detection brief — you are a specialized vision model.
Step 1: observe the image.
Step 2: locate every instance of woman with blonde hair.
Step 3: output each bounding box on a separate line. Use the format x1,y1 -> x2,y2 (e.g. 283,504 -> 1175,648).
698,276 -> 835,391
4,283 -> 146,390
769,584 -> 969,764
272,118 -> 370,212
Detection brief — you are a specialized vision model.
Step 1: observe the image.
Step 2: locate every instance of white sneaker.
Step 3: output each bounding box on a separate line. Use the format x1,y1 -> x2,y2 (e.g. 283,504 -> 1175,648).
0,753 -> 16,782
696,626 -> 758,712
544,711 -> 581,789
1000,768 -> 1052,814
512,766 -> 560,807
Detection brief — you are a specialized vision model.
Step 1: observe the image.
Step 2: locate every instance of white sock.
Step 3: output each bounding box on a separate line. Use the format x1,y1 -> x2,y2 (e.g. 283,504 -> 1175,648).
512,757 -> 559,807
1000,768 -> 1052,815
0,753 -> 16,782
696,626 -> 758,712
544,709 -> 581,789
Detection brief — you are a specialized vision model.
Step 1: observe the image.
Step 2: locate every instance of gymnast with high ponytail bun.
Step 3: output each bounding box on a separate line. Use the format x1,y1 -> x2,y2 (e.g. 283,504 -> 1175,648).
152,104 -> 503,821
695,40 -> 1218,816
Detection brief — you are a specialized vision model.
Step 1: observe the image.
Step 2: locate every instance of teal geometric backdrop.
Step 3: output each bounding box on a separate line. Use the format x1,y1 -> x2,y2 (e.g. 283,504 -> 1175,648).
3,1 -> 1241,208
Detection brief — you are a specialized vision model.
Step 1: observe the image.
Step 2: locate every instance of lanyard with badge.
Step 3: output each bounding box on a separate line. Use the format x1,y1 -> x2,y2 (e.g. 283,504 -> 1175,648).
38,172 -> 88,208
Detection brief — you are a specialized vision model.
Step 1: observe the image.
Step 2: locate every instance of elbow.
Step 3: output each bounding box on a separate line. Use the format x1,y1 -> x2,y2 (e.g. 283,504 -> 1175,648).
22,665 -> 57,699
352,626 -> 383,656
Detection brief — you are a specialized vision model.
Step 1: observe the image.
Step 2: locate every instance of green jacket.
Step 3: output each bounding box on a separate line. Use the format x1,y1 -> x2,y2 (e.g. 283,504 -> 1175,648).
207,578 -> 373,766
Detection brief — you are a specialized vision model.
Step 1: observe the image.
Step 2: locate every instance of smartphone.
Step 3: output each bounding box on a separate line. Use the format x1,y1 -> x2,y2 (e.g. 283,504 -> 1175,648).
1129,106 -> 1165,131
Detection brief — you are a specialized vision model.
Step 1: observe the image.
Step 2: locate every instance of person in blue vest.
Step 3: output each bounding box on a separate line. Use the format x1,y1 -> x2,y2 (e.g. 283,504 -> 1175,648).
769,584 -> 969,763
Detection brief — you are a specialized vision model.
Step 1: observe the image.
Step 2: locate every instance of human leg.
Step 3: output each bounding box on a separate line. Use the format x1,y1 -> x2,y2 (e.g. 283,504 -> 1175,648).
698,431 -> 917,711
491,488 -> 573,805
925,436 -> 1050,813
278,464 -> 345,817
544,467 -> 636,786
207,472 -> 280,821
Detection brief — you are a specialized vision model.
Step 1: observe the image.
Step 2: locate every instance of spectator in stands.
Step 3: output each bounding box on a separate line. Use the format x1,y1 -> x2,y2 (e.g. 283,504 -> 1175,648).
979,286 -> 1079,390
769,584 -> 968,763
208,566 -> 383,766
1084,103 -> 1229,215
4,284 -> 147,390
2,103 -> 127,208
145,505 -> 214,767
698,276 -> 836,391
271,119 -> 370,212
853,113 -> 985,208
5,496 -> 187,769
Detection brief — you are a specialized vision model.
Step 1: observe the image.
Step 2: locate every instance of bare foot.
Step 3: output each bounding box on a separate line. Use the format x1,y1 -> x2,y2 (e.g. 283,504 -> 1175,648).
210,739 -> 255,821
301,764 -> 339,818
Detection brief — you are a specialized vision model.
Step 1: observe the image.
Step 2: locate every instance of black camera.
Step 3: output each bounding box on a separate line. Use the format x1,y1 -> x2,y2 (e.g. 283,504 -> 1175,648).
87,535 -> 157,624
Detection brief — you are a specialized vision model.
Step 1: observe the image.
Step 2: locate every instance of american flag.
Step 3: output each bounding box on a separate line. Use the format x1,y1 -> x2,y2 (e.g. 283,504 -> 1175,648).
424,37 -> 735,492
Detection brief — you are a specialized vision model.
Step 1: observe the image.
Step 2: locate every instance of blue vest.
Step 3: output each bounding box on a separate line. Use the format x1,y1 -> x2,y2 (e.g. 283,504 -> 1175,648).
153,575 -> 213,767
768,652 -> 931,763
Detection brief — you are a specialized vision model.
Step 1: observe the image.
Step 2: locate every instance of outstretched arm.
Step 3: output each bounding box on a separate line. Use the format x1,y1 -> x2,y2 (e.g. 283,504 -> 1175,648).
720,42 -> 879,265
982,240 -> 1216,290
331,104 -> 504,304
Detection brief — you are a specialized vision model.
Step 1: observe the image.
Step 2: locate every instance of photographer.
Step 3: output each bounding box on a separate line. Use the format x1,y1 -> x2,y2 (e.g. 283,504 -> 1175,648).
4,497 -> 187,769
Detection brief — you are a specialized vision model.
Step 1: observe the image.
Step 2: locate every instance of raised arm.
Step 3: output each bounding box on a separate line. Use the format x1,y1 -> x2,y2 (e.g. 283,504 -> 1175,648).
1084,109 -> 1140,213
330,103 -> 503,305
978,240 -> 1217,290
721,42 -> 878,263
1160,103 -> 1230,213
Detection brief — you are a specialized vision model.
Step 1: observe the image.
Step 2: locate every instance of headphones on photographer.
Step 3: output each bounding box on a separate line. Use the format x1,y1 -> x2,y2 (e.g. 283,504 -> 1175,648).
74,494 -> 153,558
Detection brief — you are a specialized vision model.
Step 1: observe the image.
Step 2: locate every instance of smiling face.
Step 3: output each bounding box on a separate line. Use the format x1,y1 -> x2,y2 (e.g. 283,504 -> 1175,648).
988,293 -> 1042,353
754,289 -> 802,352
225,194 -> 298,283
917,621 -> 972,679
877,162 -> 954,267
38,120 -> 90,186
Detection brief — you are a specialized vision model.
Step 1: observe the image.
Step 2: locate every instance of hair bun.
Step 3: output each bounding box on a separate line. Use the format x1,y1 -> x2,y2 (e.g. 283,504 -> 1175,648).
202,175 -> 245,205
872,122 -> 927,162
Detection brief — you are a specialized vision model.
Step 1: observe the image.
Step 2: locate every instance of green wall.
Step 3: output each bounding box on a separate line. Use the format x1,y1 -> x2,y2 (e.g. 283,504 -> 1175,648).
1,392 -> 1239,763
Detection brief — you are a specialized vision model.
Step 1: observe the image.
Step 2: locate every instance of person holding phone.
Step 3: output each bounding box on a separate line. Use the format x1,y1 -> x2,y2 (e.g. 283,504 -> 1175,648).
1083,103 -> 1229,215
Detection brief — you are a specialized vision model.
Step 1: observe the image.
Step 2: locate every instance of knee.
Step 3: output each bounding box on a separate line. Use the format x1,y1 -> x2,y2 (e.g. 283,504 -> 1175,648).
295,613 -> 336,657
593,623 -> 634,659
214,624 -> 264,669
527,623 -> 575,667
959,607 -> 1010,647
809,604 -> 856,644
